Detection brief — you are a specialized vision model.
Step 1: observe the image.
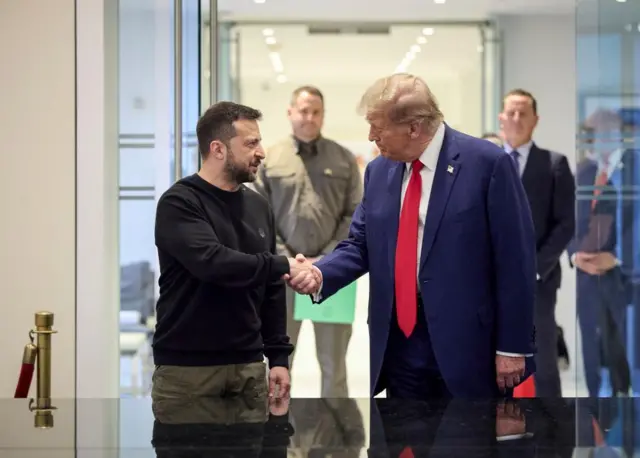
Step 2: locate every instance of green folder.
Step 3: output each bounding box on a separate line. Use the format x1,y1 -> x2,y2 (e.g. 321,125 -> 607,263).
294,281 -> 357,324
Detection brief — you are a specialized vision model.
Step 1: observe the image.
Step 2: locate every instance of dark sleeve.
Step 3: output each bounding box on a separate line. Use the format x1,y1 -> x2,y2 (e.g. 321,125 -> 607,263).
253,165 -> 292,257
261,210 -> 294,369
536,155 -> 576,280
155,190 -> 290,287
321,151 -> 364,255
314,163 -> 370,301
487,154 -> 537,355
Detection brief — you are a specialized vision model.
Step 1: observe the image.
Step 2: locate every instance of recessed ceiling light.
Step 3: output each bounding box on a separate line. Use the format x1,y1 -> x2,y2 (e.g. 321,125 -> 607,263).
422,27 -> 434,35
417,36 -> 427,44
411,45 -> 421,53
616,0 -> 627,3
254,0 -> 266,3
434,0 -> 446,3
276,74 -> 287,83
262,28 -> 274,36
265,36 -> 276,45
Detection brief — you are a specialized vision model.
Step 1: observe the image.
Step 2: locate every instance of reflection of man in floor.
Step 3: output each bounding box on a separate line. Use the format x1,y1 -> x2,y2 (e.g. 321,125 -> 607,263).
287,398 -> 365,458
567,109 -> 636,397
152,390 -> 294,458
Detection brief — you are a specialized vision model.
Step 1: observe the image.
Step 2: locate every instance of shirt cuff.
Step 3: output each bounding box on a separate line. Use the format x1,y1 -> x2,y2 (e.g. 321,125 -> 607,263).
496,351 -> 534,357
497,433 -> 533,441
311,281 -> 323,303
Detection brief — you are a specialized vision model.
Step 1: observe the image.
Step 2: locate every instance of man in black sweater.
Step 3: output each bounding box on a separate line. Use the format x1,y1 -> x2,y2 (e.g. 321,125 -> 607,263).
152,102 -> 318,407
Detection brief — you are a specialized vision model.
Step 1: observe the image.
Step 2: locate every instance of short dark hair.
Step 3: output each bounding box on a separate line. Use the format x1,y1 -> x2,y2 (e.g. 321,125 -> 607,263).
503,88 -> 538,115
196,101 -> 262,159
290,85 -> 324,106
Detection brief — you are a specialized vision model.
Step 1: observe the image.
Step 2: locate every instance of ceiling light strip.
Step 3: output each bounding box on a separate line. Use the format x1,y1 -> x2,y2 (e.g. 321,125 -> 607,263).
395,28 -> 434,73
262,28 -> 287,82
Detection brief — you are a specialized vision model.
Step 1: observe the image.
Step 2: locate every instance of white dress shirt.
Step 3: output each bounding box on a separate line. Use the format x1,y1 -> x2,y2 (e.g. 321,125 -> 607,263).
401,122 -> 445,276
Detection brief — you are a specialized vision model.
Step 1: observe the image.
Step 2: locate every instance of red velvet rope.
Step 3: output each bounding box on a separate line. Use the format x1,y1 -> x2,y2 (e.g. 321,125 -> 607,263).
14,363 -> 34,398
15,343 -> 37,398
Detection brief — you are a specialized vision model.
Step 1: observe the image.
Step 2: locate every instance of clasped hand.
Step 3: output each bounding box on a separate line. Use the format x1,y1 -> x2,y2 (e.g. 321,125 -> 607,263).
282,254 -> 322,295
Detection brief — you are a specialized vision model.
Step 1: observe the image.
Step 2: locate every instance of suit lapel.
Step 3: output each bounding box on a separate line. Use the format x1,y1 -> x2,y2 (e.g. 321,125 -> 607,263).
520,143 -> 540,197
419,127 -> 461,272
385,162 -> 406,273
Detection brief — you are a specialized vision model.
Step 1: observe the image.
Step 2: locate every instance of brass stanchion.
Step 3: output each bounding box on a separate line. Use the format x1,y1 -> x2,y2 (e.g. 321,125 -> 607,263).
27,311 -> 57,428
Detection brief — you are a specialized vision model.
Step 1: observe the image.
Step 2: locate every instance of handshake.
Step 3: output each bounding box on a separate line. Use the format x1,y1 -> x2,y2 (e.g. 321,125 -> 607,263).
282,254 -> 323,295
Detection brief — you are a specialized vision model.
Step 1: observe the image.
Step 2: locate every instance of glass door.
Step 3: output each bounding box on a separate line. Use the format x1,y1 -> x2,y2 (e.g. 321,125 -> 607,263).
117,0 -> 208,397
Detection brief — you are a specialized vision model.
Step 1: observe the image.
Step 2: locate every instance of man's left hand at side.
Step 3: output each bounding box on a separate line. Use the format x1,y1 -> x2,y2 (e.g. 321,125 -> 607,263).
496,355 -> 525,392
268,366 -> 291,399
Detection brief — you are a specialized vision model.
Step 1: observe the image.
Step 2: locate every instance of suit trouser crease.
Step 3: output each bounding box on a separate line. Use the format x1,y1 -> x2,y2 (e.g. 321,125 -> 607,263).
534,285 -> 562,397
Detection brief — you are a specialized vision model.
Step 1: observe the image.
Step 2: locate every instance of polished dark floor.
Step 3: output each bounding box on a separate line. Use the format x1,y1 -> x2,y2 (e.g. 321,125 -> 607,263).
3,396 -> 640,457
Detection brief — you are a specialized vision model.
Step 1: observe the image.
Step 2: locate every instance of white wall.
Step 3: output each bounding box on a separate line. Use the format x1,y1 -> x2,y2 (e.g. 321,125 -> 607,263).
0,0 -> 120,451
0,0 -> 77,399
497,13 -> 583,393
0,0 -> 121,406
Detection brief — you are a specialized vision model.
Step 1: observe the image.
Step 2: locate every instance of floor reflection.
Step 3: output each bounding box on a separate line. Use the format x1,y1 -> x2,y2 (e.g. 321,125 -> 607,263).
3,397 -> 637,457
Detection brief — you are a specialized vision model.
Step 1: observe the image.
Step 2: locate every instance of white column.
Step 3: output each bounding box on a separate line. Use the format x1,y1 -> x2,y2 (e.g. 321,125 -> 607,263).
0,0 -> 76,398
75,0 -> 120,451
76,0 -> 120,400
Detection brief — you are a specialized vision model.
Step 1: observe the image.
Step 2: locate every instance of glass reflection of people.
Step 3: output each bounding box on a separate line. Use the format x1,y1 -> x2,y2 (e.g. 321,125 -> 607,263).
288,398 -> 365,458
152,391 -> 293,458
499,89 -> 576,398
153,102 -> 297,406
370,397 -> 617,458
369,399 -> 537,458
567,109 -> 636,397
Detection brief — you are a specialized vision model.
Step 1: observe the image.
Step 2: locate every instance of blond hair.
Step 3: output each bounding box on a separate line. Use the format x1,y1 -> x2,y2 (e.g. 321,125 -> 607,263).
357,73 -> 444,134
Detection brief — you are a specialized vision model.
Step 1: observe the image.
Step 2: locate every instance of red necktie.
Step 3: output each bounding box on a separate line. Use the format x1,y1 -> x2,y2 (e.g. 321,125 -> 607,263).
395,160 -> 423,337
399,446 -> 415,458
591,165 -> 608,210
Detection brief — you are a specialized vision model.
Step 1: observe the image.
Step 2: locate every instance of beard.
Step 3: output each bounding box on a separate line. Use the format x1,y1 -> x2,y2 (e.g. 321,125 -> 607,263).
224,149 -> 258,185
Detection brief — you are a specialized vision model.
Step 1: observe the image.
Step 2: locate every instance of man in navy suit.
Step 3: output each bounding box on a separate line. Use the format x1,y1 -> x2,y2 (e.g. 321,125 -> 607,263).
287,74 -> 537,399
568,109 -> 636,397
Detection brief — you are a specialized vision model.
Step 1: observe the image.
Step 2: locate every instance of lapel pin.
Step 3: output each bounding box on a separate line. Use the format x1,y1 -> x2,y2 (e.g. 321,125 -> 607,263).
447,165 -> 454,174
324,168 -> 333,176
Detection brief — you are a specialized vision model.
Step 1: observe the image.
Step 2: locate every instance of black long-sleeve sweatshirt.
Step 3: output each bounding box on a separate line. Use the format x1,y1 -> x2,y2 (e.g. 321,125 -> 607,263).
152,173 -> 293,368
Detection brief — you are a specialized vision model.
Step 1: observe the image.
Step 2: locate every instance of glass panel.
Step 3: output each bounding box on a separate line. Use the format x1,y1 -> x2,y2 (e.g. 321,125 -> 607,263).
118,0 -> 202,397
575,0 -> 640,401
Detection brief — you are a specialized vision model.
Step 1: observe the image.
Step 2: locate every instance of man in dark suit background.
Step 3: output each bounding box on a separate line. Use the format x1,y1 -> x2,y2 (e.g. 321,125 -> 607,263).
499,89 -> 576,397
287,73 -> 537,399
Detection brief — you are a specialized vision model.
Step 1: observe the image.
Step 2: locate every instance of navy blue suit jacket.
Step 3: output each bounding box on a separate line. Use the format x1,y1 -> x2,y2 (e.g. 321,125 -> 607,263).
314,125 -> 537,397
